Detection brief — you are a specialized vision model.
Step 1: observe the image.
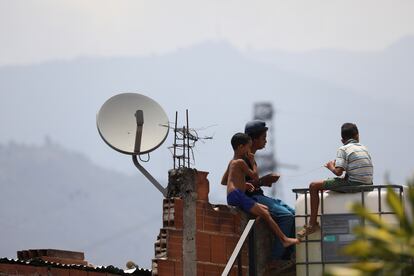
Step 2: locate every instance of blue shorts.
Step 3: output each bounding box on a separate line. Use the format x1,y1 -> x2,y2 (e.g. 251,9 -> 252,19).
227,189 -> 256,212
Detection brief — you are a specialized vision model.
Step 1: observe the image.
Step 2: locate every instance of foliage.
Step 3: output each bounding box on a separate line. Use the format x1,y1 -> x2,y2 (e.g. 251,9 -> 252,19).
326,177 -> 414,276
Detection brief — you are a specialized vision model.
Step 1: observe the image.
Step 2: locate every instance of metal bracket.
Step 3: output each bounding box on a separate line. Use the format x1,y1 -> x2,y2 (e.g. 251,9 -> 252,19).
132,109 -> 167,197
132,155 -> 167,197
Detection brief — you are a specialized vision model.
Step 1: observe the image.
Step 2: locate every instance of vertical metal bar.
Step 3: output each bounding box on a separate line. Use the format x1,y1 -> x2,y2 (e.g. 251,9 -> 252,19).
186,109 -> 190,168
378,187 -> 382,228
182,125 -> 186,168
304,190 -> 309,276
174,112 -> 178,169
320,190 -> 324,274
237,252 -> 242,276
222,219 -> 255,276
249,224 -> 256,276
361,188 -> 366,228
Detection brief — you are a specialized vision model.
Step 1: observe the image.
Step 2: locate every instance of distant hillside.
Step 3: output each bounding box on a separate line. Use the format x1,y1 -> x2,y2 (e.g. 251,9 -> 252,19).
0,37 -> 412,207
0,140 -> 164,269
246,36 -> 414,107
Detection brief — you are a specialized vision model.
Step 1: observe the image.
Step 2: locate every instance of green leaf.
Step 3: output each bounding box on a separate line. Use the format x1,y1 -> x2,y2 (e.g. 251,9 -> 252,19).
386,186 -> 412,234
351,204 -> 392,231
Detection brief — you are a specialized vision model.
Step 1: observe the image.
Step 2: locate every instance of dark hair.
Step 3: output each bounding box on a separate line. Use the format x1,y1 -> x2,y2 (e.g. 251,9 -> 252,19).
341,123 -> 359,140
231,133 -> 251,150
247,129 -> 267,140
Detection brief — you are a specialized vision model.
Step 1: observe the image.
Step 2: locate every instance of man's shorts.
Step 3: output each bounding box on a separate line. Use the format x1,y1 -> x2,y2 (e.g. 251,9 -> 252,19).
323,178 -> 373,193
227,189 -> 256,212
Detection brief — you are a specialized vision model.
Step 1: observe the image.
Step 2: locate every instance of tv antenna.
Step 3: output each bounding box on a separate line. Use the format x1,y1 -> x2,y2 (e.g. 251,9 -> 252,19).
97,93 -> 169,197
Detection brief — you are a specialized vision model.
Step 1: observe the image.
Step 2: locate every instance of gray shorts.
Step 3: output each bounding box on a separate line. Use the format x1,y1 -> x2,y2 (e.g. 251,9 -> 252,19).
323,178 -> 373,193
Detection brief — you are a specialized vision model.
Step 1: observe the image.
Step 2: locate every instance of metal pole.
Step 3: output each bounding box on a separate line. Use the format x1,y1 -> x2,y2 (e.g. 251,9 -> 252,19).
222,219 -> 255,276
132,155 -> 167,197
182,125 -> 186,168
174,112 -> 178,169
248,223 -> 256,276
186,109 -> 190,168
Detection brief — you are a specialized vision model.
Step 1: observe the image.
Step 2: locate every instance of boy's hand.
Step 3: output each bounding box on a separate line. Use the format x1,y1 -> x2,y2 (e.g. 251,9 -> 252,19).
260,173 -> 280,187
247,152 -> 255,163
246,182 -> 255,192
325,160 -> 336,172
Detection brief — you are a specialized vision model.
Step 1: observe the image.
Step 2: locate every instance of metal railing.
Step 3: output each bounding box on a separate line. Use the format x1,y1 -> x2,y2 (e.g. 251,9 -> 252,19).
292,184 -> 404,276
221,219 -> 257,276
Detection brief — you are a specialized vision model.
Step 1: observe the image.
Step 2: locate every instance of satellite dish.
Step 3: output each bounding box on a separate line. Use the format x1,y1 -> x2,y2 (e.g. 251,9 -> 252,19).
97,93 -> 169,155
97,93 -> 169,197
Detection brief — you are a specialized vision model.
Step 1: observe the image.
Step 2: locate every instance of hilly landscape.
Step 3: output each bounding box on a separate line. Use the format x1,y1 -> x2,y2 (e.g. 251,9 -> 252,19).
0,139 -> 163,269
0,37 -> 413,268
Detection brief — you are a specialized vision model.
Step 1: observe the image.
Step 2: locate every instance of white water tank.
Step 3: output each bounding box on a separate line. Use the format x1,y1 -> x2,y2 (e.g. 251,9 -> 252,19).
293,185 -> 405,276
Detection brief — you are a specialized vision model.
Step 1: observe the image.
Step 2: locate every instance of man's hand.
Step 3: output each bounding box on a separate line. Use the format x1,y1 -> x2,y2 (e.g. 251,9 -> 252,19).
246,182 -> 255,192
325,160 -> 336,172
325,160 -> 344,176
259,173 -> 280,187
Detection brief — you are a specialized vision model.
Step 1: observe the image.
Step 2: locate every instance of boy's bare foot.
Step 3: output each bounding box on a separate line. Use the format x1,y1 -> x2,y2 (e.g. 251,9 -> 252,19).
297,223 -> 320,238
282,237 -> 300,247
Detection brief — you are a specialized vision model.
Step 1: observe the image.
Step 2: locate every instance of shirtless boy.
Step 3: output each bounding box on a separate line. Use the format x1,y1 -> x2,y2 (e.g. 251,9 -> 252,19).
224,133 -> 300,248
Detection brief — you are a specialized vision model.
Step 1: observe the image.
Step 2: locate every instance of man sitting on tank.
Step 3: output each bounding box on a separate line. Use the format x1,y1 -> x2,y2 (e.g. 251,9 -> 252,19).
297,123 -> 374,238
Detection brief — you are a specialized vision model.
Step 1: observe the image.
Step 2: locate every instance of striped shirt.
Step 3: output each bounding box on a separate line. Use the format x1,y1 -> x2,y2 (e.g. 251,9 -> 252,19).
335,139 -> 373,184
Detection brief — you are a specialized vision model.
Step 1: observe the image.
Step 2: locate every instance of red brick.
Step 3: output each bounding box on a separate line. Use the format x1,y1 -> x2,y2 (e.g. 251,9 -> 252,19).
167,229 -> 183,260
0,263 -> 18,275
40,256 -> 88,265
196,231 -> 211,262
229,266 -> 240,276
49,268 -> 70,276
157,259 -> 175,276
87,271 -> 105,276
174,199 -> 183,229
196,211 -> 205,230
15,265 -> 48,275
211,234 -> 227,264
168,240 -> 183,260
241,246 -> 249,266
174,198 -> 183,211
174,261 -> 183,276
234,214 -> 242,230
197,263 -> 204,276
225,236 -> 238,259
44,249 -> 84,260
174,214 -> 183,229
218,214 -> 236,234
196,201 -> 208,209
201,263 -> 222,276
68,268 -> 88,276
204,214 -> 220,232
228,266 -> 248,276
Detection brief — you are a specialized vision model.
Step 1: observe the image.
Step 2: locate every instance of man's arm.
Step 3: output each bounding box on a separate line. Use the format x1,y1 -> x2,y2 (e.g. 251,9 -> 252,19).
325,160 -> 344,176
258,173 -> 280,187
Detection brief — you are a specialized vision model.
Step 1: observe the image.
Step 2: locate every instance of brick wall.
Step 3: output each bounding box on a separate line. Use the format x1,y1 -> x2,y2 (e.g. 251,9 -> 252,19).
0,263 -> 120,276
152,169 -> 249,276
0,249 -> 151,276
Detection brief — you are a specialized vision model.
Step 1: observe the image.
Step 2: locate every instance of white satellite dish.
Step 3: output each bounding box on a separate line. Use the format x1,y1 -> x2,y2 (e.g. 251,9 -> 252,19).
97,93 -> 169,196
97,93 -> 169,155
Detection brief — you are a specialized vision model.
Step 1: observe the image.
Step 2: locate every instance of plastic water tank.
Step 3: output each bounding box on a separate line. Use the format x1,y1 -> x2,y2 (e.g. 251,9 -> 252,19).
293,185 -> 405,276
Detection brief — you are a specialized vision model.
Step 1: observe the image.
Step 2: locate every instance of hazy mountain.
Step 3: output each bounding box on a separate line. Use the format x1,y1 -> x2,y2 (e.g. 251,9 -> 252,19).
246,36 -> 414,108
0,37 -> 412,208
0,140 -> 164,269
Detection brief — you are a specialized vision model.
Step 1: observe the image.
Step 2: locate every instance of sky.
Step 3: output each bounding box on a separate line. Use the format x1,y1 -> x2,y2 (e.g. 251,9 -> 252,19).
1,0 -> 414,66
1,0 -> 413,268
